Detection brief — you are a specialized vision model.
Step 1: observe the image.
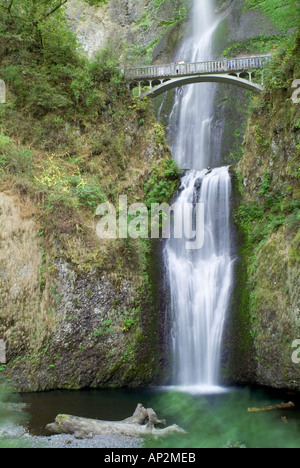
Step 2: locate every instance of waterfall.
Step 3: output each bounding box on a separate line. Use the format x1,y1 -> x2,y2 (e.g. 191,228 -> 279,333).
168,0 -> 222,170
164,0 -> 234,393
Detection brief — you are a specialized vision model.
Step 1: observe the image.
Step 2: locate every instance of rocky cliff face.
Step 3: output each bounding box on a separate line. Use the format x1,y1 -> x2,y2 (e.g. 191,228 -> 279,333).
66,0 -> 148,58
66,0 -> 279,64
224,37 -> 300,390
0,68 -> 179,391
0,125 -> 175,392
66,0 -> 191,63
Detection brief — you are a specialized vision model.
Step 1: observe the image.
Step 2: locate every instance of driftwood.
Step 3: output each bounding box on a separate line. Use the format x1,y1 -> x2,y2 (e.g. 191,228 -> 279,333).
46,404 -> 186,439
247,402 -> 295,413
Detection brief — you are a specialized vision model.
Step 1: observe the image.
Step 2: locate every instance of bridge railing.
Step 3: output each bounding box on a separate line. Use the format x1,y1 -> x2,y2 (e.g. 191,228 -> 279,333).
123,55 -> 271,80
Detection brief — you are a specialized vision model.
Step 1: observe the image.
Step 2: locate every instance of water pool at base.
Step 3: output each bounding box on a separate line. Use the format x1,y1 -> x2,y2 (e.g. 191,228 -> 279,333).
20,385 -> 300,447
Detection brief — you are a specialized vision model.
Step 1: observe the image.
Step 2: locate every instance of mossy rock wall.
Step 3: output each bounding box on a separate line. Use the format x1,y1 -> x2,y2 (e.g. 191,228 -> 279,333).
222,37 -> 300,390
0,117 -> 177,391
67,0 -> 191,64
0,16 -> 181,389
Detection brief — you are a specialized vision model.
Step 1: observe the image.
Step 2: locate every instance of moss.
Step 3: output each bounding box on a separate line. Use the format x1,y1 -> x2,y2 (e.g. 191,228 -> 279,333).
223,34 -> 288,58
0,31 -> 178,391
125,0 -> 190,65
227,36 -> 300,390
221,167 -> 257,385
56,414 -> 68,423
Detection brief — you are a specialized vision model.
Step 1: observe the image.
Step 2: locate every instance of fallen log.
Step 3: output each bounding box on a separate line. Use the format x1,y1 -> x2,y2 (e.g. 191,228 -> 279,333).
247,402 -> 295,413
46,404 -> 186,439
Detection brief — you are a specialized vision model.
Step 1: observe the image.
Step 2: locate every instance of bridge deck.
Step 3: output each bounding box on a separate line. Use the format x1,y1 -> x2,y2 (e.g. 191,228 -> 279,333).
124,55 -> 271,81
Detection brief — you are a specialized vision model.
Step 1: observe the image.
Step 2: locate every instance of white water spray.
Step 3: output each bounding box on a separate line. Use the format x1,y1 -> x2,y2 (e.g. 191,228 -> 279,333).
164,0 -> 234,393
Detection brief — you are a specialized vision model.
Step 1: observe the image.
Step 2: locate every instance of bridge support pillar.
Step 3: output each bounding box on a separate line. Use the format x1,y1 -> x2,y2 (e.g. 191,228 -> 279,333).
0,80 -> 6,104
249,72 -> 252,82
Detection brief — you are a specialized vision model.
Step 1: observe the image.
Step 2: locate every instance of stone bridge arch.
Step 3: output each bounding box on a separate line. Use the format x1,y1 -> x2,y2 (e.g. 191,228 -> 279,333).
141,74 -> 263,98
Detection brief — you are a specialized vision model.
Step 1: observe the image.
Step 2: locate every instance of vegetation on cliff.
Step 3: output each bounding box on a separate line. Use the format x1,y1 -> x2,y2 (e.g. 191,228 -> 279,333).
230,29 -> 300,389
0,0 -> 180,391
244,0 -> 300,32
126,0 -> 190,64
223,0 -> 299,62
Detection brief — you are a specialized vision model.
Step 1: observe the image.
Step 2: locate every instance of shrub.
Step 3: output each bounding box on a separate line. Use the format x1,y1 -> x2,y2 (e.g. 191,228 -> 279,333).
0,133 -> 33,175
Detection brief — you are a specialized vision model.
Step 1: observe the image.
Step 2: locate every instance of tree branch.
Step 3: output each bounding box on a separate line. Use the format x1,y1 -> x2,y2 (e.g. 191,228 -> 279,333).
44,0 -> 68,18
0,2 -> 9,12
0,1 -> 23,21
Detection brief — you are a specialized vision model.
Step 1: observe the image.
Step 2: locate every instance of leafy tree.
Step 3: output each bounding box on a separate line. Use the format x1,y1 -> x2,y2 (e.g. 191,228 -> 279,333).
0,0 -> 107,19
244,0 -> 300,32
0,0 -> 124,146
0,0 -> 108,53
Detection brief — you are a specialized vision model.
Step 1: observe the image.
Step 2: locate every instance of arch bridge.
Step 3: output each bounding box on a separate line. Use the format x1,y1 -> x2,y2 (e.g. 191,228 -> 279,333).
123,55 -> 271,97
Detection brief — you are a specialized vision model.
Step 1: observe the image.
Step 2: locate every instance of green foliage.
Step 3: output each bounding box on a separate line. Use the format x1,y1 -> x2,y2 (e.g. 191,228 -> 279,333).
33,154 -> 107,213
236,181 -> 299,246
45,190 -> 79,215
240,2 -> 300,91
262,34 -> 298,90
258,170 -> 272,195
223,34 -> 287,57
73,177 -> 106,209
236,204 -> 265,227
244,0 -> 300,32
145,159 -> 181,208
0,0 -> 179,391
93,320 -> 113,338
253,125 -> 269,149
236,153 -> 299,245
121,306 -> 141,332
0,2 -> 126,139
0,385 -> 29,448
0,133 -> 33,175
84,0 -> 107,5
0,0 -> 107,20
126,0 -> 188,64
145,389 -> 300,448
151,0 -> 166,7
0,2 -> 130,221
